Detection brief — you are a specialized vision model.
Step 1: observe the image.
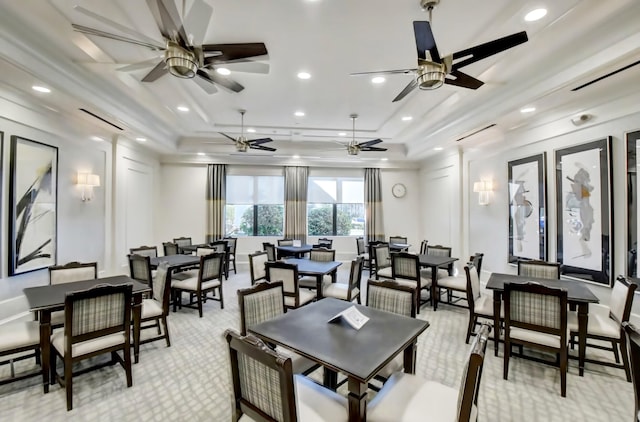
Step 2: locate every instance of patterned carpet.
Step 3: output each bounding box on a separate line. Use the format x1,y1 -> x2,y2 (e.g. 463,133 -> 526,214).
0,266 -> 634,421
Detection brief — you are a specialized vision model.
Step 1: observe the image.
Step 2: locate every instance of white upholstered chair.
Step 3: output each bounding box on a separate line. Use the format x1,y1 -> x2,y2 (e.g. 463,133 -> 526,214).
248,251 -> 269,285
464,262 -> 501,344
322,256 -> 364,303
171,252 -> 224,317
48,261 -> 98,327
373,243 -> 393,279
0,320 -> 41,385
139,263 -> 172,348
266,261 -> 315,310
517,260 -> 560,279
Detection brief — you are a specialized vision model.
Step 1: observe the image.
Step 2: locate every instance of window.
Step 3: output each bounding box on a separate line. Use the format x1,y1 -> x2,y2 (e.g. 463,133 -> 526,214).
225,175 -> 284,236
307,177 -> 364,236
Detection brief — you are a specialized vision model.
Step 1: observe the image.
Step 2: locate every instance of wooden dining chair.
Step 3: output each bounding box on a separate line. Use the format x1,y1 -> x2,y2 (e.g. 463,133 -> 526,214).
139,263 -> 172,348
422,245 -> 453,278
315,238 -> 333,248
438,253 -> 485,308
162,241 -> 179,256
465,262 -> 501,344
367,240 -> 386,278
419,240 -> 428,255
266,261 -> 315,310
48,261 -> 99,328
222,236 -> 237,274
373,243 -> 393,279
389,235 -> 408,245
171,252 -> 225,317
248,251 -> 269,285
356,237 -> 371,272
517,260 -> 560,279
622,322 -> 640,422
129,245 -> 158,258
173,236 -> 192,253
128,254 -> 153,287
262,242 -> 276,261
277,238 -> 294,246
391,252 -> 432,313
0,320 -> 41,386
322,257 -> 364,303
299,248 -> 336,288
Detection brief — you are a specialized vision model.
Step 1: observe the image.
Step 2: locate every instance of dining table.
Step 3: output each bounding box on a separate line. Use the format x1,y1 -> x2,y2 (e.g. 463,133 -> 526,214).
249,298 -> 429,422
284,257 -> 342,300
276,244 -> 313,259
418,254 -> 459,310
23,275 -> 150,394
149,254 -> 200,271
486,272 -> 599,376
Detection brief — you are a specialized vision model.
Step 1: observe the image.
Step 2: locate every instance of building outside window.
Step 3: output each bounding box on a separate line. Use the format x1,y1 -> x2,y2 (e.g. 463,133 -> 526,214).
307,177 -> 364,236
225,175 -> 284,236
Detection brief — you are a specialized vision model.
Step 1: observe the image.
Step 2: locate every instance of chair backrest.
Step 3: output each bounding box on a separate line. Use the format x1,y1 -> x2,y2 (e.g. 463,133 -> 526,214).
356,237 -> 366,255
346,257 -> 365,300
129,245 -> 157,258
469,253 -> 484,275
49,261 -> 98,285
196,247 -> 215,257
249,251 -> 269,285
309,248 -> 335,262
152,263 -> 171,314
367,279 -> 417,317
622,322 -> 640,422
237,281 -> 285,335
464,264 -> 481,310
505,282 -> 567,338
278,239 -> 294,246
373,244 -> 391,270
262,242 -> 276,261
173,237 -> 192,247
198,253 -> 224,287
223,237 -> 237,254
316,238 -> 333,248
266,261 -> 300,306
163,242 -> 179,256
367,241 -> 387,263
389,236 -> 408,245
225,329 -> 297,422
610,276 -> 637,324
456,324 -> 491,422
517,260 -> 560,279
419,240 -> 428,255
64,284 -> 132,348
210,240 -> 228,254
426,244 -> 452,257
391,252 -> 420,283
128,254 -> 152,286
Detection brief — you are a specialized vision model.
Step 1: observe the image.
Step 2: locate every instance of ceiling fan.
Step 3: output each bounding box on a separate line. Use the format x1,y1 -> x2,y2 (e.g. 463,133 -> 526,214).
336,114 -> 388,156
219,110 -> 276,153
351,0 -> 528,102
71,0 -> 269,94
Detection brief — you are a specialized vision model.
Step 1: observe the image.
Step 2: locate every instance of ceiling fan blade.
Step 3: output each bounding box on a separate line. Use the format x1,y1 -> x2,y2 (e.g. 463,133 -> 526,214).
201,43 -> 268,61
141,60 -> 168,82
358,139 -> 383,147
183,0 -> 213,46
360,146 -> 388,152
451,31 -> 528,70
147,0 -> 189,46
194,71 -> 219,94
73,6 -> 164,49
202,69 -> 245,93
248,138 -> 274,145
392,79 -> 419,102
250,144 -> 277,152
350,68 -> 416,76
72,24 -> 163,51
218,132 -> 238,143
444,69 -> 484,90
223,61 -> 270,74
117,58 -> 163,72
413,21 -> 441,62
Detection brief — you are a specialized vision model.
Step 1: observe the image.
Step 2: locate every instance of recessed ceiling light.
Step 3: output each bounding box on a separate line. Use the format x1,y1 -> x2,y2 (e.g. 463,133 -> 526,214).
297,72 -> 311,80
216,67 -> 231,76
197,152 -> 205,156
32,85 -> 51,93
91,136 -> 104,142
294,111 -> 305,117
292,154 -> 300,159
247,128 -> 256,133
338,132 -> 346,137
401,116 -> 413,121
434,147 -> 443,151
380,158 -> 389,161
177,105 -> 190,112
371,76 -> 385,84
135,137 -> 147,142
525,8 -> 547,22
520,106 -> 536,113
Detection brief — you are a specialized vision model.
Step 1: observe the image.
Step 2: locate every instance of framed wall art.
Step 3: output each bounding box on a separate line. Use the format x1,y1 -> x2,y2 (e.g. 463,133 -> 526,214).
626,129 -> 640,277
508,153 -> 547,263
555,137 -> 612,285
8,135 -> 58,276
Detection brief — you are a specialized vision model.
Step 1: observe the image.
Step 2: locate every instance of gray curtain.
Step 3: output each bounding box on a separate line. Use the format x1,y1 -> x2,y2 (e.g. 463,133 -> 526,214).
206,164 -> 226,243
284,166 -> 308,244
365,168 -> 385,242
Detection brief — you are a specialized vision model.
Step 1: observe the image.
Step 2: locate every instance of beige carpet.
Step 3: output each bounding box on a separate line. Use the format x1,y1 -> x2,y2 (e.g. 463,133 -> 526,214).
0,265 -> 634,421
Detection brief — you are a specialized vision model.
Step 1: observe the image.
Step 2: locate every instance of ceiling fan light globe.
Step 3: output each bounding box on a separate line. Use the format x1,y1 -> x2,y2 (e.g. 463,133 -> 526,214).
417,62 -> 446,90
165,42 -> 197,79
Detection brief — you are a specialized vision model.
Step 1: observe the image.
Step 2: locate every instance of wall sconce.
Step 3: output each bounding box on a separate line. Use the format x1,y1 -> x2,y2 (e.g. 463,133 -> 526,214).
473,180 -> 493,206
77,172 -> 100,201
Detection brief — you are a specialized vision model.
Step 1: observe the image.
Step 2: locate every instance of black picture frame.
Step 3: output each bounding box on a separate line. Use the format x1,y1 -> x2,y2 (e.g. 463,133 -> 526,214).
8,135 -> 58,276
626,129 -> 640,277
555,137 -> 612,286
508,153 -> 547,263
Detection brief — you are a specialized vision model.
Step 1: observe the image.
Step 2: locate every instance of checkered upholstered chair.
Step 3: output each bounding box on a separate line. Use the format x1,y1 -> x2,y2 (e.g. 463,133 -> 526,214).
225,329 -> 348,422
315,238 -> 333,248
623,322 -> 640,421
356,237 -> 371,272
237,281 -> 317,375
465,262 -> 501,344
504,282 -> 568,397
50,284 -> 133,411
322,257 -> 364,303
129,245 -> 158,258
438,253 -> 485,308
373,243 -> 393,279
391,252 -> 432,313
140,263 -> 172,348
568,275 -> 637,381
49,261 -> 98,327
129,254 -> 153,287
422,245 -> 454,278
162,242 -> 179,256
262,242 -> 276,262
171,252 -> 224,317
389,236 -> 408,245
0,320 -> 41,386
173,236 -> 192,253
223,237 -> 238,274
367,324 -> 491,422
517,260 -> 560,279
277,239 -> 294,246
299,248 -> 336,288
367,241 -> 386,277
419,240 -> 428,255
266,261 -> 315,310
249,251 -> 269,285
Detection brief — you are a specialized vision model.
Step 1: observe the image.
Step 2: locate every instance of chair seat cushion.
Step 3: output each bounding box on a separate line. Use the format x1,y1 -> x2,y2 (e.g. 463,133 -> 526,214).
172,271 -> 196,281
509,327 -> 564,349
377,267 -> 393,278
0,321 -> 40,353
172,277 -> 220,291
567,308 -> 619,338
437,275 -> 466,291
285,290 -> 316,307
322,282 -> 358,301
475,295 -> 502,317
51,330 -> 126,358
367,372 -> 477,422
142,298 -> 163,319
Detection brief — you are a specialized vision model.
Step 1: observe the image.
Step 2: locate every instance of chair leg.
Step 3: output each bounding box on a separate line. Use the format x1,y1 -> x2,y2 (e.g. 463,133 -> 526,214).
503,340 -> 510,380
560,348 -> 567,398
65,358 -> 73,411
49,350 -> 56,386
219,286 -> 224,309
197,293 -> 203,318
612,340 -> 621,364
162,316 -> 171,347
156,320 -> 161,335
123,346 -> 133,388
465,315 -> 475,344
35,348 -> 41,366
620,335 -> 632,382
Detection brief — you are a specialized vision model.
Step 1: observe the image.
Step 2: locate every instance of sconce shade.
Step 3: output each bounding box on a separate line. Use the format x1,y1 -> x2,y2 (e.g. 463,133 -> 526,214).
77,172 -> 100,201
87,174 -> 100,187
473,180 -> 493,206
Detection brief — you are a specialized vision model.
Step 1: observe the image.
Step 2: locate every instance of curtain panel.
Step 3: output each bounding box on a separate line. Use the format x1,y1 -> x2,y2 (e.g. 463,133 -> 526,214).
284,166 -> 309,244
364,168 -> 385,242
206,164 -> 226,242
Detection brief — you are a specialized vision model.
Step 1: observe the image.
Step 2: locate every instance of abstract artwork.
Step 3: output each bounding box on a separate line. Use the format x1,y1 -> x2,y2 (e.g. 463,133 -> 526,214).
508,153 -> 546,263
8,136 -> 58,276
626,129 -> 640,277
555,137 -> 612,285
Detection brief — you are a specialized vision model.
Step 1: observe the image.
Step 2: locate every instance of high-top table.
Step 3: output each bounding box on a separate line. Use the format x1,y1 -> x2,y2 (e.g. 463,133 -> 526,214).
486,272 -> 599,376
284,258 -> 341,300
23,275 -> 150,393
276,244 -> 313,259
249,298 -> 429,422
418,254 -> 459,310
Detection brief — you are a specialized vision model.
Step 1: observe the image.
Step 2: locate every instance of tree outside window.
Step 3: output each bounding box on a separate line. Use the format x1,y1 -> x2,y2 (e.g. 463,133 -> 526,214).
226,175 -> 284,236
307,177 -> 364,236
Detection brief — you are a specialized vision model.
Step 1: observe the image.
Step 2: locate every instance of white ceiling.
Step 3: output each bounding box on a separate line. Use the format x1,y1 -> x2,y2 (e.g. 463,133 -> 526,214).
1,0 -> 639,165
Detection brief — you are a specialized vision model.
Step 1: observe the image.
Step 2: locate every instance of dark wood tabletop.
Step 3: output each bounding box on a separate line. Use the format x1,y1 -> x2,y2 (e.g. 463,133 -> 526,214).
284,258 -> 341,275
417,254 -> 459,268
149,254 -> 200,270
276,244 -> 313,253
486,273 -> 599,303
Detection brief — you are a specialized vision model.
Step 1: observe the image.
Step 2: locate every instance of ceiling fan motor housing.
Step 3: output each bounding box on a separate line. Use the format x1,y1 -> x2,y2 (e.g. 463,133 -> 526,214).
165,41 -> 197,78
347,143 -> 360,155
417,61 -> 446,90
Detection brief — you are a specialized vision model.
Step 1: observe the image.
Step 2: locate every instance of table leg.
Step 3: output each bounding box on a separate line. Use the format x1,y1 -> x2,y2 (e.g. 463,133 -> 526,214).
347,377 -> 367,422
323,367 -> 338,391
39,310 -> 51,394
132,294 -> 143,364
493,290 -> 501,357
431,266 -> 439,311
578,302 -> 589,377
316,275 -> 323,300
403,340 -> 418,374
